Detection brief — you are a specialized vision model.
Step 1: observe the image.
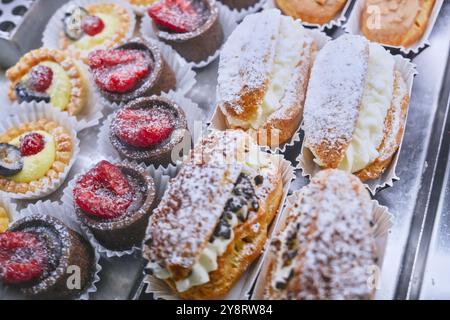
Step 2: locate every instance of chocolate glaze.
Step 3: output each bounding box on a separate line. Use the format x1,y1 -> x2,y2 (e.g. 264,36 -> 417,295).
7,214 -> 95,299
218,0 -> 259,10
95,38 -> 176,104
75,162 -> 157,251
109,96 -> 189,167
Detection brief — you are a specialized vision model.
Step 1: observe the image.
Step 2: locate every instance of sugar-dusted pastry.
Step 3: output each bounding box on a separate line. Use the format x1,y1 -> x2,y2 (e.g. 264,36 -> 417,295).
361,0 -> 436,48
303,35 -> 409,181
218,0 -> 259,10
0,119 -> 73,195
143,130 -> 284,299
275,0 -> 348,25
217,9 -> 317,147
6,48 -> 88,116
147,0 -> 224,63
261,169 -> 377,300
60,3 -> 133,59
0,214 -> 95,299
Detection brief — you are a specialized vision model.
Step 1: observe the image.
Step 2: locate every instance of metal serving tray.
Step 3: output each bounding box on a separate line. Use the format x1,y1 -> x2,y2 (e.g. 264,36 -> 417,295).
1,0 -> 450,300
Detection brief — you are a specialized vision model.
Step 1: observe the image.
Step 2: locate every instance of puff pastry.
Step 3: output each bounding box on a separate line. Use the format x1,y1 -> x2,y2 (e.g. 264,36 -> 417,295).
361,0 -> 436,48
276,0 -> 348,25
262,169 -> 377,300
217,9 -> 316,147
303,35 -> 409,181
143,130 -> 284,299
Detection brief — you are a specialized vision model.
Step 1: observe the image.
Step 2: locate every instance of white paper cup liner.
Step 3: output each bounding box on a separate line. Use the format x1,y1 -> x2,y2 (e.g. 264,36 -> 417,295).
97,90 -> 202,171
217,0 -> 266,22
0,195 -> 18,229
98,41 -> 197,109
9,200 -> 102,300
264,0 -> 352,30
61,157 -> 170,258
42,0 -> 137,61
142,154 -> 295,300
11,61 -> 104,132
140,2 -> 238,68
0,102 -> 80,200
210,25 -> 330,154
297,53 -> 418,195
344,0 -> 444,55
251,192 -> 393,300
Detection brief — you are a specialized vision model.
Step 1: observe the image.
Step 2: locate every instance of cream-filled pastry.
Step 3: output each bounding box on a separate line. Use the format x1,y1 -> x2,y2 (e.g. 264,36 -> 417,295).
217,9 -> 317,147
143,130 -> 284,299
303,35 -> 409,181
260,169 -> 377,300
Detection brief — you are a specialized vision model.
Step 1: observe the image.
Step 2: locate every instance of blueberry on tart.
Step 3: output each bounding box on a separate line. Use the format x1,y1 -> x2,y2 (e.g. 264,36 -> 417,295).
147,0 -> 224,63
6,48 -> 88,116
88,39 -> 176,104
72,160 -> 157,251
60,3 -> 133,60
0,214 -> 95,299
0,120 -> 73,196
109,96 -> 188,166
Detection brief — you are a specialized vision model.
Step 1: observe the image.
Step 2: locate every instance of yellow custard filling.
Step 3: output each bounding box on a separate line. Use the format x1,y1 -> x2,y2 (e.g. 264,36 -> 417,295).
338,43 -> 395,173
0,206 -> 9,233
21,61 -> 72,111
8,131 -> 56,183
70,13 -> 120,50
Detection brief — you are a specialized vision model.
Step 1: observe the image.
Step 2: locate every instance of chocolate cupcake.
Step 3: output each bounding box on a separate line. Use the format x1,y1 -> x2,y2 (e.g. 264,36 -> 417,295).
73,160 -> 157,252
0,214 -> 95,299
88,38 -> 176,105
147,0 -> 224,63
109,96 -> 189,167
218,0 -> 259,10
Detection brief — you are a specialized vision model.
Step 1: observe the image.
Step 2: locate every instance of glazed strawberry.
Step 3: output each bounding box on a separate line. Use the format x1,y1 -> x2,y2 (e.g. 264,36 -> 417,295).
82,15 -> 105,36
73,161 -> 133,219
20,132 -> 45,156
28,65 -> 53,92
114,108 -> 174,148
0,232 -> 47,284
88,49 -> 151,93
148,0 -> 206,33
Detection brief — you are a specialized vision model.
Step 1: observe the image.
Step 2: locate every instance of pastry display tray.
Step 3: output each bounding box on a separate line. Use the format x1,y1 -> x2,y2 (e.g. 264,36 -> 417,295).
1,1 -> 450,300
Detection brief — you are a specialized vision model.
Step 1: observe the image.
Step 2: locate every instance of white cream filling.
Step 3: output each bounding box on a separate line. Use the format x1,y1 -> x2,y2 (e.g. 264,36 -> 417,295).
226,18 -> 308,130
337,43 -> 395,173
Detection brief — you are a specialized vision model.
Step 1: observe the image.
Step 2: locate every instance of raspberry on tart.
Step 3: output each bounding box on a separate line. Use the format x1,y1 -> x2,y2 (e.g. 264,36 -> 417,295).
87,39 -> 176,104
60,3 -> 132,60
73,161 -> 157,251
6,48 -> 88,116
0,120 -> 73,196
1,215 -> 95,299
109,96 -> 188,167
146,0 -> 224,63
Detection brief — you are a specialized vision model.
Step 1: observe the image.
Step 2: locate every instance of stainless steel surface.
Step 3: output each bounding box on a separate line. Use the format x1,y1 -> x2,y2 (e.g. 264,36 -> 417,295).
1,1 -> 450,300
0,0 -> 69,69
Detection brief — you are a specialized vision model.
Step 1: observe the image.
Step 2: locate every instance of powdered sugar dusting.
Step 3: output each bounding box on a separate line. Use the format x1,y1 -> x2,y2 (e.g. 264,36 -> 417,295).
269,169 -> 377,300
303,35 -> 369,165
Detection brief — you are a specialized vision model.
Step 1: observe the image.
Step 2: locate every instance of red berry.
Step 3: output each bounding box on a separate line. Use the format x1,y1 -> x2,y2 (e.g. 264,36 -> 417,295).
114,108 -> 174,148
148,0 -> 205,33
19,132 -> 45,157
88,49 -> 151,93
28,65 -> 53,92
0,232 -> 47,284
73,161 -> 133,219
82,15 -> 105,36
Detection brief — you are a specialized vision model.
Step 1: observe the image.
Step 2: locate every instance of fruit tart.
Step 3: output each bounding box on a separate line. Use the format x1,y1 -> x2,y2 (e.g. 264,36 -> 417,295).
88,39 -> 176,104
6,48 -> 88,116
60,3 -> 134,60
147,0 -> 224,63
109,96 -> 188,166
218,0 -> 259,11
73,160 -> 157,251
0,214 -> 95,299
0,119 -> 73,196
